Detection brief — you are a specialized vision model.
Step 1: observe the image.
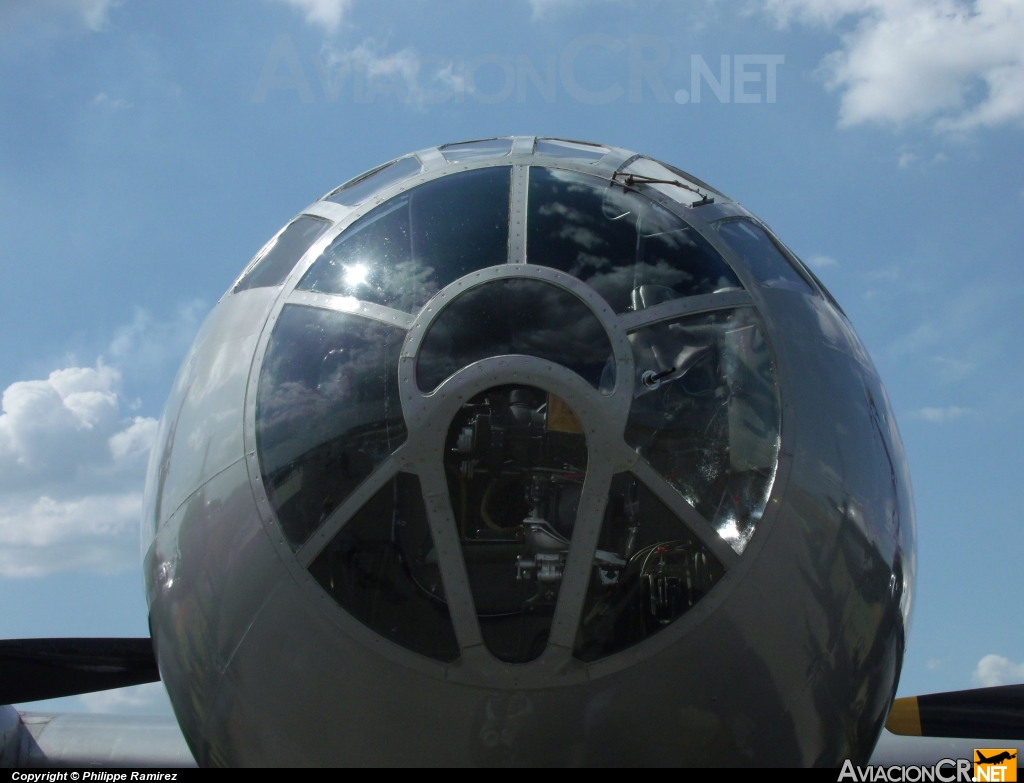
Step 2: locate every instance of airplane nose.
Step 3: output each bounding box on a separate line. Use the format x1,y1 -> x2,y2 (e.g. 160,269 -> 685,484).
142,138 -> 913,765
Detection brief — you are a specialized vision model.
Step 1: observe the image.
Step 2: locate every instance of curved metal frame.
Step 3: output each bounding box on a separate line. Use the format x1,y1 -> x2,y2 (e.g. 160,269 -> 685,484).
240,138 -> 796,687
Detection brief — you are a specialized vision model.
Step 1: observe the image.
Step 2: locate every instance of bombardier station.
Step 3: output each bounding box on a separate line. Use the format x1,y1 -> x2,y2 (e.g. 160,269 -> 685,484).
129,136 -> 916,766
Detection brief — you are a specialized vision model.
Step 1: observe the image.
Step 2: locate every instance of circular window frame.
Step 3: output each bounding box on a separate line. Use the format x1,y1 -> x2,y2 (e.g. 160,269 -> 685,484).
241,145 -> 797,688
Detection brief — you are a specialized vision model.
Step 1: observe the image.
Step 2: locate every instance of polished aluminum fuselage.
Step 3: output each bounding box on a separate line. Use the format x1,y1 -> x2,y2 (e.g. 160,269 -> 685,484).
142,138 -> 914,766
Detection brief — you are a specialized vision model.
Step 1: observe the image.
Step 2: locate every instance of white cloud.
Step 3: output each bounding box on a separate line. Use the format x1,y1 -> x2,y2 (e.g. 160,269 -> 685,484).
109,417 -> 158,462
0,300 -> 205,578
527,0 -> 607,17
92,92 -> 130,110
0,0 -> 123,33
0,493 -> 142,577
898,149 -> 951,168
0,363 -> 156,577
866,266 -> 899,281
808,254 -> 839,268
973,654 -> 1024,687
898,151 -> 918,168
68,0 -> 119,29
762,0 -> 1024,131
0,301 -> 203,578
108,300 -> 205,375
932,356 -> 975,382
78,682 -> 172,714
356,45 -> 422,94
913,405 -> 975,423
926,658 -> 942,671
317,40 -> 465,106
276,0 -> 353,33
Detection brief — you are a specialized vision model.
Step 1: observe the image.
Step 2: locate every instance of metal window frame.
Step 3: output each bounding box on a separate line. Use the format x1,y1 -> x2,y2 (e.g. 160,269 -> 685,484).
239,138 -> 797,687
710,215 -> 821,295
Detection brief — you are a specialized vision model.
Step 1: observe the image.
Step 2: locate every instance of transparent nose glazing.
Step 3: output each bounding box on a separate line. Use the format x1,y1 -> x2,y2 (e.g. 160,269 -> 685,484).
248,149 -> 788,667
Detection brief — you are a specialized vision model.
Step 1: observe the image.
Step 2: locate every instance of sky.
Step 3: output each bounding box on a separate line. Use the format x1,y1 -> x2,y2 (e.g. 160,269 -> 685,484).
1,0 -> 1023,717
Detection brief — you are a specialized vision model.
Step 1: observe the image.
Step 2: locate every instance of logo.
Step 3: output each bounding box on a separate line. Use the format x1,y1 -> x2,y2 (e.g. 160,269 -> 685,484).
839,758 -> 974,781
974,749 -> 1017,782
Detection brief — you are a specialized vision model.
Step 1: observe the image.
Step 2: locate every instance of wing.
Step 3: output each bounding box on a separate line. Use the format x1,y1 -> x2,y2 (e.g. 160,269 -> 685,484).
2,706 -> 196,768
1,637 -> 194,768
870,684 -> 1024,766
0,638 -> 159,704
885,684 -> 1024,741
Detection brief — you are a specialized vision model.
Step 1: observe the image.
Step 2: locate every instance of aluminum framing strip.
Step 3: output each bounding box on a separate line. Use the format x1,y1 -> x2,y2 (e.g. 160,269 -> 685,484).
285,159 -> 520,301
619,156 -> 726,207
278,140 -> 749,324
416,458 -> 485,652
630,457 -> 740,567
241,167 -> 533,574
295,454 -> 402,568
393,264 -> 636,679
228,202 -> 344,294
242,288 -> 454,681
299,200 -> 353,224
236,142 -> 772,687
228,230 -> 286,295
544,439 -> 640,653
285,290 -> 415,330
158,455 -> 248,545
397,355 -> 631,684
592,148 -> 641,179
318,154 -> 422,204
617,289 -> 754,332
414,146 -> 447,172
508,165 -> 529,264
399,264 -> 635,381
511,136 -> 536,155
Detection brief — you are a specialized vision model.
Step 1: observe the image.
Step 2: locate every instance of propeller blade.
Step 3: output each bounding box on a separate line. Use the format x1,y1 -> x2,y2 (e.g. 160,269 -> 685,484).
0,638 -> 160,705
886,684 -> 1024,740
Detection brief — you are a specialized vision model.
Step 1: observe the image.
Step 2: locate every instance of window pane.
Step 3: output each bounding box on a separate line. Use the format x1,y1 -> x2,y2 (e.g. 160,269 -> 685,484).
444,385 -> 588,663
416,278 -> 616,393
534,138 -> 608,162
527,167 -> 742,314
624,308 -> 780,554
440,138 -> 512,162
325,155 -> 422,207
713,219 -> 814,293
299,167 -> 512,313
622,157 -> 722,205
257,305 -> 407,549
308,473 -> 460,662
574,473 -> 724,662
790,248 -> 846,314
234,216 -> 331,292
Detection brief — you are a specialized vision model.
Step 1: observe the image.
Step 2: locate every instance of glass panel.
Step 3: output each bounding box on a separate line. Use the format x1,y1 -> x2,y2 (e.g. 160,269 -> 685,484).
308,473 -> 460,662
325,155 -> 422,207
713,219 -> 814,293
781,240 -> 846,315
526,167 -> 742,314
534,138 -> 608,162
444,385 -> 588,663
299,167 -> 512,313
234,216 -> 331,293
574,473 -> 724,662
256,305 -> 407,549
622,157 -> 723,204
440,138 -> 513,162
624,308 -> 780,554
416,278 -> 615,393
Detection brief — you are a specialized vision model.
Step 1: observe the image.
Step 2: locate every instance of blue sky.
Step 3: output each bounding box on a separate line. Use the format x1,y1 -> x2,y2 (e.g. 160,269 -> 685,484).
2,0 -> 1023,715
